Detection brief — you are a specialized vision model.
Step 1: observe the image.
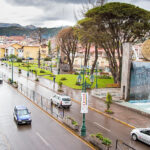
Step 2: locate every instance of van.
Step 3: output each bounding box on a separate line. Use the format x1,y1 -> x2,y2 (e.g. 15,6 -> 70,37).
50,94 -> 72,108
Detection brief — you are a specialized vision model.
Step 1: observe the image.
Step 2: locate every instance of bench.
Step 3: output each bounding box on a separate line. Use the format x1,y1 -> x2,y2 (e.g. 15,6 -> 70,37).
106,83 -> 120,88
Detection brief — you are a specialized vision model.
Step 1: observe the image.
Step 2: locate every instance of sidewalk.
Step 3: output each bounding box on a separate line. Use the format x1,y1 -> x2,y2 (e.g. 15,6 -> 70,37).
2,65 -> 150,129
27,70 -> 150,129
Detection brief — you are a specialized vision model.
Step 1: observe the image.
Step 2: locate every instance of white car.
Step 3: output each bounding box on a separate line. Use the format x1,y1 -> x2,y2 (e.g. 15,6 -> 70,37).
50,94 -> 72,108
0,75 -> 3,84
131,128 -> 150,145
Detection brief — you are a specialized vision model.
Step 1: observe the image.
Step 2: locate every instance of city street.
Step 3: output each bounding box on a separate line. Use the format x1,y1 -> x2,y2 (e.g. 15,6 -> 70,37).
0,82 -> 92,150
0,65 -> 150,149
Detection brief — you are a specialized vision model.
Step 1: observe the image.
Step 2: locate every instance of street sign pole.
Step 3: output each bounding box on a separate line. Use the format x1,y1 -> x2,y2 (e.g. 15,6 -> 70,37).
81,67 -> 88,137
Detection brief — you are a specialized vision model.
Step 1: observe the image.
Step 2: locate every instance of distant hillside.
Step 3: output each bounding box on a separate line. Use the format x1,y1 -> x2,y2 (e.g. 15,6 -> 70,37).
0,24 -> 62,38
0,23 -> 22,28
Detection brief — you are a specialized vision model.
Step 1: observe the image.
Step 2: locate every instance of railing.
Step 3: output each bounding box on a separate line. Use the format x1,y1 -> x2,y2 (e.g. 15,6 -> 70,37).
1,72 -> 65,120
17,82 -> 64,119
115,139 -> 136,150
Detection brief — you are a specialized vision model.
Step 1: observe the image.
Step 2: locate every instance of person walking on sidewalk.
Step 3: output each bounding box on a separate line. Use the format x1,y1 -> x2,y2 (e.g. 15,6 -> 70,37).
53,76 -> 56,84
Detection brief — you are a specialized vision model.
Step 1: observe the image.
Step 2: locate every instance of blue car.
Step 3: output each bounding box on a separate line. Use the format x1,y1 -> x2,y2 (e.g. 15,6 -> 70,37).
13,105 -> 32,125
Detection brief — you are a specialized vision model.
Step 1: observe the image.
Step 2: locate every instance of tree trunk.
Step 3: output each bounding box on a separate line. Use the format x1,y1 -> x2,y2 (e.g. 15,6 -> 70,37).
38,49 -> 41,68
68,56 -> 73,72
90,45 -> 98,75
84,43 -> 91,67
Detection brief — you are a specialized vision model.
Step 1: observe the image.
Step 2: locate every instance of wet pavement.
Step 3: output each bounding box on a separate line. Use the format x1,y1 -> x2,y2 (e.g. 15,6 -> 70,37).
0,82 -> 92,150
0,65 -> 150,149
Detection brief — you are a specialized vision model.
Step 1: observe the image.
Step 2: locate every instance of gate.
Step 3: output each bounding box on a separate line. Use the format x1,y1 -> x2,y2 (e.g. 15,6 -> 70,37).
115,139 -> 136,150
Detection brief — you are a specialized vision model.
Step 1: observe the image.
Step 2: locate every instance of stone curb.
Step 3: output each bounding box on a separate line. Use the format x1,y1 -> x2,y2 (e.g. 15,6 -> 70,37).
72,98 -> 135,129
5,81 -> 96,150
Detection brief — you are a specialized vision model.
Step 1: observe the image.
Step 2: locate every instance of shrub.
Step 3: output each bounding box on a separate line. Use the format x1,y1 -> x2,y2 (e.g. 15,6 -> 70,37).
50,74 -> 54,77
8,78 -> 12,83
44,57 -> 51,61
90,134 -> 95,137
105,110 -> 113,114
99,75 -> 111,79
74,72 -> 79,75
105,92 -> 112,111
18,68 -> 21,73
96,133 -> 103,140
67,117 -> 78,126
40,70 -> 45,73
72,120 -> 78,126
53,64 -> 57,67
35,78 -> 39,81
102,138 -> 112,146
76,81 -> 80,86
13,81 -> 17,84
58,81 -> 63,88
16,58 -> 22,62
60,77 -> 67,81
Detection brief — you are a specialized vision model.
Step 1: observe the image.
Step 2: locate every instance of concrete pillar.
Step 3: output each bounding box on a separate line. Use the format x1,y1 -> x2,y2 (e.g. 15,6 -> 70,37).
121,43 -> 132,101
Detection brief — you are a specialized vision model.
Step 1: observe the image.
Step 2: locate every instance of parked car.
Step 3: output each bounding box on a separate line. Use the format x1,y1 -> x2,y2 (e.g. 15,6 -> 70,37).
50,94 -> 72,108
131,128 -> 150,145
0,75 -> 3,84
13,105 -> 32,125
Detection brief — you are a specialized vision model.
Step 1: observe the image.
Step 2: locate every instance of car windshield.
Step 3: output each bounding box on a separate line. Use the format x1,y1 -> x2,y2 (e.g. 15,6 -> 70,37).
62,98 -> 70,101
17,109 -> 29,116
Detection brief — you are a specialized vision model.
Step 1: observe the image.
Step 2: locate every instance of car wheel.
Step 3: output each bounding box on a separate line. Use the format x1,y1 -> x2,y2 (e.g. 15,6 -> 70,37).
132,134 -> 138,141
58,104 -> 61,108
17,121 -> 19,125
28,122 -> 31,125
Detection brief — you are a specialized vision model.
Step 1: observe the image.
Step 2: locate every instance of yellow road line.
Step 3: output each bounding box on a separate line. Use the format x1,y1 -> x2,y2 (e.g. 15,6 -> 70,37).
5,69 -> 136,130
16,88 -> 96,150
1,132 -> 11,150
72,98 -> 135,129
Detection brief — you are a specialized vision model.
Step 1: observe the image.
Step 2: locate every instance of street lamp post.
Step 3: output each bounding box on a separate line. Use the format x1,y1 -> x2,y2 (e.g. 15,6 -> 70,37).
81,66 -> 86,137
27,58 -> 29,77
11,58 -> 14,84
51,58 -> 53,72
96,62 -> 99,88
57,55 -> 60,75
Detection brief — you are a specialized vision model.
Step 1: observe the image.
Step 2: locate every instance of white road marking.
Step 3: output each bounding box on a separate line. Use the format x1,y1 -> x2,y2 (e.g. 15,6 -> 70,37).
36,132 -> 49,146
94,122 -> 111,132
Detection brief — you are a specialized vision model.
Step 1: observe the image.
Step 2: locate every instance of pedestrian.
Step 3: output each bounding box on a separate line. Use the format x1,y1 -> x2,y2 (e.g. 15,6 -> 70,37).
53,76 -> 56,84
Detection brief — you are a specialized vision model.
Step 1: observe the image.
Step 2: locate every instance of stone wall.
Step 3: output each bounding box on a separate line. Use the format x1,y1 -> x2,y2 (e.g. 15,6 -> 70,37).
121,43 -> 132,100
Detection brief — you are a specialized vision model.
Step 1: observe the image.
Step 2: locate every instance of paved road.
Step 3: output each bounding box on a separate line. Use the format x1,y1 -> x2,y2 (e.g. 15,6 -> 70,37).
0,82 -> 91,150
1,65 -> 150,149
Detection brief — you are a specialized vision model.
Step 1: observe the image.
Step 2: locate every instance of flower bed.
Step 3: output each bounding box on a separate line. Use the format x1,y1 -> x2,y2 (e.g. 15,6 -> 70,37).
63,116 -> 79,131
89,133 -> 112,150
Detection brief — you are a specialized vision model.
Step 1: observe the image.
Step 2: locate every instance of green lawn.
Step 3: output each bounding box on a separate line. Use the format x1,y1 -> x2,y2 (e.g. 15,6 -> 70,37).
44,74 -> 114,90
4,61 -> 114,89
4,61 -> 53,76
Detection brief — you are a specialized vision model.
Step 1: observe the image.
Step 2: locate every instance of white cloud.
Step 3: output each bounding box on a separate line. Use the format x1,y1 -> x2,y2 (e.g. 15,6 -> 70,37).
0,0 -> 43,26
0,0 -> 150,27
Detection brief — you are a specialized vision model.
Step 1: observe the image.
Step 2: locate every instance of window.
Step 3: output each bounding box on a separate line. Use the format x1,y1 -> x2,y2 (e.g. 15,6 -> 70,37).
17,109 -> 29,116
141,130 -> 150,136
62,98 -> 70,101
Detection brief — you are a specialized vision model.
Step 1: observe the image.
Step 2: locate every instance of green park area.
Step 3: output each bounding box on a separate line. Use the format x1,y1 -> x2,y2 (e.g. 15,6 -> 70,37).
44,74 -> 114,90
4,61 -> 114,90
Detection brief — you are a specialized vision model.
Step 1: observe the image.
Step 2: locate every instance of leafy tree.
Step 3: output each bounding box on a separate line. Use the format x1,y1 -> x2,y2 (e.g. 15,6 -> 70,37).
76,25 -> 92,68
36,27 -> 45,68
78,2 -> 150,83
48,40 -> 51,56
57,27 -> 78,72
105,92 -> 112,111
9,54 -> 17,59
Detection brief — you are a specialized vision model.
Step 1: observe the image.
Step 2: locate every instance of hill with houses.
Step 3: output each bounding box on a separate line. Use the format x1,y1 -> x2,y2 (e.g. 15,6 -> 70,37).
0,23 -> 62,39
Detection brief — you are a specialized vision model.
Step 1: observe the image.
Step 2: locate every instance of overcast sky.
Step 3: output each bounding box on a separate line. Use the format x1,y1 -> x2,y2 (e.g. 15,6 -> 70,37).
0,0 -> 150,28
